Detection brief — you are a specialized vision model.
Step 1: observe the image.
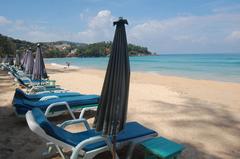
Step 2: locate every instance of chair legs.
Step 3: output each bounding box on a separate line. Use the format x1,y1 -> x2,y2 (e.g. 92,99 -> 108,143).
42,142 -> 67,159
126,142 -> 136,159
56,145 -> 67,159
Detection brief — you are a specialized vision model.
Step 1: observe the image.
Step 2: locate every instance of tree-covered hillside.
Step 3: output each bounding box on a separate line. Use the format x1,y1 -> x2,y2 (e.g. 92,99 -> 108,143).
0,34 -> 152,58
0,34 -> 16,57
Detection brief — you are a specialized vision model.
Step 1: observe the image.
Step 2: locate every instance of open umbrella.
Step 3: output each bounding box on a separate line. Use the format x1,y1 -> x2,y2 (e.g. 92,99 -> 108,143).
15,53 -> 21,67
93,17 -> 130,159
32,44 -> 48,81
24,49 -> 34,75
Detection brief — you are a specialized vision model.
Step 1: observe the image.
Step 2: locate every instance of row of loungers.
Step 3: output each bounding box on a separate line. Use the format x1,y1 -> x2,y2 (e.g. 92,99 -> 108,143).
13,88 -> 99,118
1,64 -> 100,119
1,63 -> 183,159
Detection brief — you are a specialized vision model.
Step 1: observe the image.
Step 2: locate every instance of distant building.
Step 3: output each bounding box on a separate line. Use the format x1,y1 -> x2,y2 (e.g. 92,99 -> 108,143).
54,44 -> 71,50
71,49 -> 77,54
104,48 -> 111,55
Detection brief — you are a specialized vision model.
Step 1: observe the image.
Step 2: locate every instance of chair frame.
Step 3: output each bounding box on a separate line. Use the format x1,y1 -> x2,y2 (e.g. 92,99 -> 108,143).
13,100 -> 98,119
26,111 -> 157,159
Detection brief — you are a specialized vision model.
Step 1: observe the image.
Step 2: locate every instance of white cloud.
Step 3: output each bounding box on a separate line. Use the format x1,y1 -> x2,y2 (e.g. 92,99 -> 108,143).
13,20 -> 28,31
77,10 -> 115,42
0,16 -> 12,25
226,31 -> 240,41
128,13 -> 240,53
1,11 -> 240,53
26,30 -> 58,42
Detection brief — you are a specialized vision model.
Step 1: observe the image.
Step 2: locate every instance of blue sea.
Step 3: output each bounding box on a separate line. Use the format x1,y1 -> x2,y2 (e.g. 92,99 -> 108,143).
45,54 -> 240,83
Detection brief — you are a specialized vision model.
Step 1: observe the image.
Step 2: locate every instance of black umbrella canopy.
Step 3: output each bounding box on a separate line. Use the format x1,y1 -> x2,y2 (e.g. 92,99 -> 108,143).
32,44 -> 48,80
15,53 -> 21,67
24,49 -> 34,75
93,17 -> 130,158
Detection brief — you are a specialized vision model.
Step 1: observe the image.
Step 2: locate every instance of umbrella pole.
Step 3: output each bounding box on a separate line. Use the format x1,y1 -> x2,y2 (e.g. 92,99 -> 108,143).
112,135 -> 117,159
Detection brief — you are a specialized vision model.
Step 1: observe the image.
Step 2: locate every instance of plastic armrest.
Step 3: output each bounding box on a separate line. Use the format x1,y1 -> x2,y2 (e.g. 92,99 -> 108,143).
35,91 -> 51,94
45,101 -> 76,119
71,136 -> 111,159
78,106 -> 98,119
59,118 -> 91,130
39,96 -> 59,101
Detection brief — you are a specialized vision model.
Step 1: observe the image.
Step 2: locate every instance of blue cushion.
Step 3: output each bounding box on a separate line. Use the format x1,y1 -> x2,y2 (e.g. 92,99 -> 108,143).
13,95 -> 99,115
22,79 -> 48,84
14,88 -> 82,101
32,108 -> 157,152
24,95 -> 99,109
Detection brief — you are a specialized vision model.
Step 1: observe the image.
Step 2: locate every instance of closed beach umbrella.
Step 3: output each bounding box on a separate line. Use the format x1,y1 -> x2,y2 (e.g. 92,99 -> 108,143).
93,17 -> 130,158
21,50 -> 28,70
25,49 -> 34,75
15,53 -> 21,67
2,55 -> 9,63
9,57 -> 14,65
32,44 -> 48,81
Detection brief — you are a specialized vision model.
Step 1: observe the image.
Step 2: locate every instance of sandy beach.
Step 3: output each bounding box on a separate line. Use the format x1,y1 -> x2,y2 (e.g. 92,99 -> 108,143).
0,64 -> 240,159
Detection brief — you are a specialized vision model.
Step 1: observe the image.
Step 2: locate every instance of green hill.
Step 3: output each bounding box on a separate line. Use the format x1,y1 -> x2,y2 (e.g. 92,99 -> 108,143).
0,34 -> 152,58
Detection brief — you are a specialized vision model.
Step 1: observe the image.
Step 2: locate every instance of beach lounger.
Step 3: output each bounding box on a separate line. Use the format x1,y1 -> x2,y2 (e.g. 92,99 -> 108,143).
20,78 -> 56,86
15,76 -> 56,87
26,108 -> 158,159
6,66 -> 54,86
6,66 -> 59,93
8,66 -> 25,77
1,63 -> 10,71
13,88 -> 83,101
14,77 -> 64,93
13,94 -> 99,118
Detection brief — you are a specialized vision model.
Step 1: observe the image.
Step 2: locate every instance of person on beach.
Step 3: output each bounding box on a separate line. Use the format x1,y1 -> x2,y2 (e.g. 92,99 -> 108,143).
66,62 -> 70,68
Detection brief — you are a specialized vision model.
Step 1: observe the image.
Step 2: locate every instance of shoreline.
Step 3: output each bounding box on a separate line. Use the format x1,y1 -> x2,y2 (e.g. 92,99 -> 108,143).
47,63 -> 240,85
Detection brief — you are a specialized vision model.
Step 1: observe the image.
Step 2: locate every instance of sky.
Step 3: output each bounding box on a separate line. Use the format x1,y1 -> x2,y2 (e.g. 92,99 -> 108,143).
0,0 -> 240,54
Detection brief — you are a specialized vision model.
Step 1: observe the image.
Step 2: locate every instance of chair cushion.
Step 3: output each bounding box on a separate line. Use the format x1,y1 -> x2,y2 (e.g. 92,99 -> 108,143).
22,79 -> 48,84
14,88 -> 82,101
13,95 -> 99,115
32,108 -> 157,152
24,95 -> 99,109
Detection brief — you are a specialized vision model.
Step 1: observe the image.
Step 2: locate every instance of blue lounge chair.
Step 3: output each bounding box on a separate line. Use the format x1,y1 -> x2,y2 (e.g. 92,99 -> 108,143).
14,77 -> 64,93
8,66 -> 25,78
7,66 -> 61,93
13,88 -> 83,101
15,77 -> 58,88
6,66 -> 54,86
26,108 -> 158,159
13,94 -> 99,118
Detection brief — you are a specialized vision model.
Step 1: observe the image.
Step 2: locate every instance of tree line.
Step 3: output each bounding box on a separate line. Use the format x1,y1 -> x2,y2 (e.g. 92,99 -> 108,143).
0,34 -> 152,58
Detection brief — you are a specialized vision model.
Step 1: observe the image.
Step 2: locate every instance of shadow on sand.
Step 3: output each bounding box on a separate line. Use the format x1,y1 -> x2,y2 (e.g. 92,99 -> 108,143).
141,97 -> 240,159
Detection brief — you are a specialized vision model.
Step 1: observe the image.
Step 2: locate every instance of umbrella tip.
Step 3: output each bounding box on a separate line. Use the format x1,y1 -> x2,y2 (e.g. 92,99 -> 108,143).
113,17 -> 128,26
